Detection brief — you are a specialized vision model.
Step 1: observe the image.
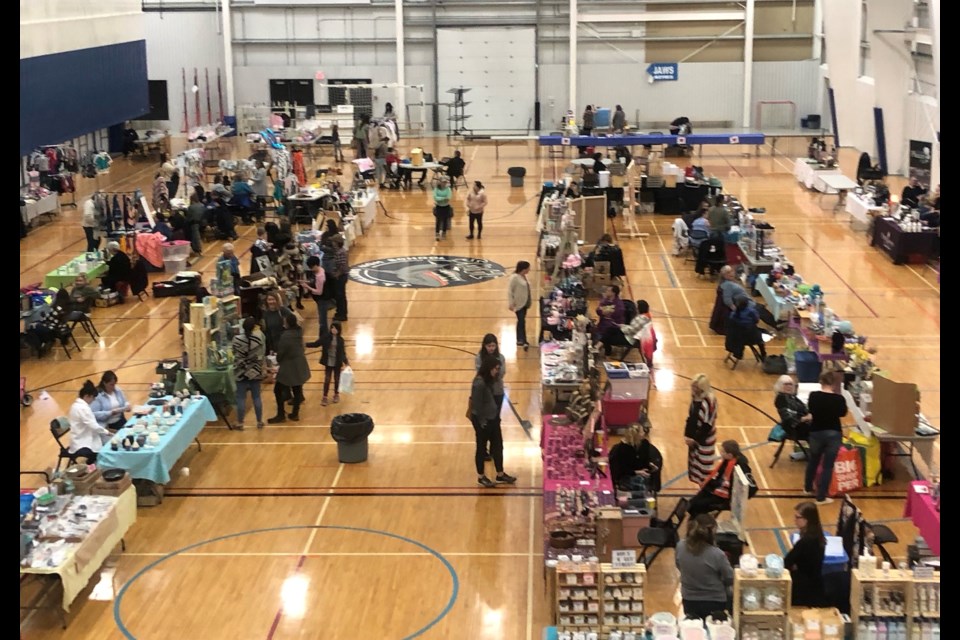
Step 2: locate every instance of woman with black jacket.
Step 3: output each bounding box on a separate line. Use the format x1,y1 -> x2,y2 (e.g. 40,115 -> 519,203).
774,375 -> 812,441
470,358 -> 517,488
320,322 -> 349,406
268,313 -> 311,424
608,420 -> 662,492
785,501 -> 828,607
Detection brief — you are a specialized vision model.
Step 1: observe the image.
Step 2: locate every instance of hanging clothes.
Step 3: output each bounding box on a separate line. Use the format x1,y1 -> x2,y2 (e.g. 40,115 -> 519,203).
291,149 -> 306,187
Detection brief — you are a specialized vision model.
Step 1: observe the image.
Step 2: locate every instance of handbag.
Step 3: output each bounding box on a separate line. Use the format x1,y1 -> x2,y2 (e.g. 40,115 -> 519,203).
768,424 -> 786,442
762,354 -> 788,375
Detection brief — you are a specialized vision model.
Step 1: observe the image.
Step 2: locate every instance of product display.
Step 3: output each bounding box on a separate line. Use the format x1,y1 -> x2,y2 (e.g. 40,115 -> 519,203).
851,568 -> 940,634
733,567 -> 791,637
555,560 -> 645,634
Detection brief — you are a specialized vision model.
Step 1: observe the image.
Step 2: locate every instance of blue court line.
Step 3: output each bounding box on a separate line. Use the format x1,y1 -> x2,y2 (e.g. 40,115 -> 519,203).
660,254 -> 679,288
113,525 -> 459,640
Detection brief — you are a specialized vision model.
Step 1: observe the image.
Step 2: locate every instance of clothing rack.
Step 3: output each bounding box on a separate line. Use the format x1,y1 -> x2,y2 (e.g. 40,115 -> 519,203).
30,144 -> 80,208
92,190 -> 145,235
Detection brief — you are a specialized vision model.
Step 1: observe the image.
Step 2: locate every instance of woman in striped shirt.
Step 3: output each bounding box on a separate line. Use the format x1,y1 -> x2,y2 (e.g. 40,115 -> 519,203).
684,373 -> 719,485
233,316 -> 266,430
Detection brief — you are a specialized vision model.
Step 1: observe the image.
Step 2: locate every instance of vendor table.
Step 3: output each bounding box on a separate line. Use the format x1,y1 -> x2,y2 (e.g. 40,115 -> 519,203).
735,240 -> 778,274
903,481 -> 940,556
175,366 -> 237,410
352,190 -> 378,229
21,193 -> 61,226
871,216 -> 939,265
42,255 -> 108,289
96,396 -> 217,484
793,158 -> 843,192
398,162 -> 443,189
846,192 -> 884,231
817,174 -> 860,210
541,342 -> 584,408
539,133 -> 765,155
20,487 -> 136,612
755,273 -> 794,320
287,190 -> 330,221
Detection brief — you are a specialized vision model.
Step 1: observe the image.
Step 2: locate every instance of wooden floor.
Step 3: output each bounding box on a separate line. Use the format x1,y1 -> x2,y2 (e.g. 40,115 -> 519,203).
20,136 -> 940,639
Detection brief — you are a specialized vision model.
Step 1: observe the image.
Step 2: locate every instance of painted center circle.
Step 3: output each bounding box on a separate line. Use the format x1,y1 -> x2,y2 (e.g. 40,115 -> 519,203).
349,255 -> 506,288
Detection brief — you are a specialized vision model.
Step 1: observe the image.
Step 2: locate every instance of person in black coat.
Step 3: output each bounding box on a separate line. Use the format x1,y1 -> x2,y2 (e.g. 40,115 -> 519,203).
101,241 -> 132,293
319,321 -> 349,405
900,177 -> 927,208
785,501 -> 828,607
608,420 -> 662,492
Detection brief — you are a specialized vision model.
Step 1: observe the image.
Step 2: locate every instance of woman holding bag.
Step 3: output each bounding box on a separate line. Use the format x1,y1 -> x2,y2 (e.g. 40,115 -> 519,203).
320,322 -> 349,406
684,373 -> 719,485
470,358 -> 517,488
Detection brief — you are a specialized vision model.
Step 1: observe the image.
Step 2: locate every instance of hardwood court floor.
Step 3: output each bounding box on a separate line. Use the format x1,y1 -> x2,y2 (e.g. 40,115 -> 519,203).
20,136 -> 939,639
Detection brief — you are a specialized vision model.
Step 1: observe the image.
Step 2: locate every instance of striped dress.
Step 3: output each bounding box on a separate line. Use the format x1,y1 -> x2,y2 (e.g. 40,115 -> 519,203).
686,396 -> 719,485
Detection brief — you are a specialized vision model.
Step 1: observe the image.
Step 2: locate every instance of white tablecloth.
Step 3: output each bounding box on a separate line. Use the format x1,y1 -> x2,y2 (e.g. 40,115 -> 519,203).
846,192 -> 885,228
793,158 -> 843,192
21,194 -> 60,225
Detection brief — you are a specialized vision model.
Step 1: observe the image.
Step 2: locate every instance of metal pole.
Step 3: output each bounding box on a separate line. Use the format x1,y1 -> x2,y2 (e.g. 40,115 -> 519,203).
395,0 -> 406,131
569,0 -> 577,114
222,0 -> 236,116
742,0 -> 755,128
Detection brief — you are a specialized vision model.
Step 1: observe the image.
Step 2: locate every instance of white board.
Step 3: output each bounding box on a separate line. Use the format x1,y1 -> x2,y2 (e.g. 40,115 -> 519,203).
436,27 -> 536,132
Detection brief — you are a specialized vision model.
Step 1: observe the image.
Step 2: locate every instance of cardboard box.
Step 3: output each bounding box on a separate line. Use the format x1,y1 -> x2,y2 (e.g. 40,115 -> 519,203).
621,509 -> 653,548
94,297 -> 120,308
664,174 -> 678,188
91,472 -> 132,497
136,481 -> 165,507
596,507 -> 623,563
870,374 -> 920,436
68,468 -> 103,495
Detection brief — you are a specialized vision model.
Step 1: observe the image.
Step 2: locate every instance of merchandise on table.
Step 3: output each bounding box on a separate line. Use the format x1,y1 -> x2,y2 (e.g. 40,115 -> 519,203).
20,493 -> 123,569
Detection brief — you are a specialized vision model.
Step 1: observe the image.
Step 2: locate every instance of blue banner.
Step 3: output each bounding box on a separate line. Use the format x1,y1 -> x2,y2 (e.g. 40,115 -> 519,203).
646,62 -> 678,82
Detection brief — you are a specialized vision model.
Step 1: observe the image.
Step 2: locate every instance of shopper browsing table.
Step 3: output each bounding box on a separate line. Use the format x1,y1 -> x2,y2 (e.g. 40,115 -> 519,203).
89,370 -> 130,432
684,374 -> 719,485
470,358 -> 517,488
507,260 -> 532,351
433,178 -> 453,240
805,371 -> 848,505
784,501 -> 828,607
233,317 -> 266,430
675,514 -> 734,619
268,313 -> 311,424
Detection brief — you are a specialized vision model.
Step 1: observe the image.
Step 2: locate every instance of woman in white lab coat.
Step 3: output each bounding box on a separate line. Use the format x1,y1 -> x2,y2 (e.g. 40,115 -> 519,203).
68,381 -> 111,462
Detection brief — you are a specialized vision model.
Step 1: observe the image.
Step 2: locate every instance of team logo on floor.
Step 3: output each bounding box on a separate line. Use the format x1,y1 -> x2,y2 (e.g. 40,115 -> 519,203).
349,256 -> 506,288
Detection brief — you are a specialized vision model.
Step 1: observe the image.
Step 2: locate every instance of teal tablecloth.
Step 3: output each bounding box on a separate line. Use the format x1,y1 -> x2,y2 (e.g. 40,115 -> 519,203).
96,396 -> 217,484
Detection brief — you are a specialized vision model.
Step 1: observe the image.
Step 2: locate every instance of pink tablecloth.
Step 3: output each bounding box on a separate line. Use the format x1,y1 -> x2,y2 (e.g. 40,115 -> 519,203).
903,480 -> 940,555
135,232 -> 167,268
541,414 -> 613,493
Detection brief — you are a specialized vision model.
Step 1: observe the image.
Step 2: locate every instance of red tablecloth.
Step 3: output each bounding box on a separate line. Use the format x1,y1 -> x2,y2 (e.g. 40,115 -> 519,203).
903,480 -> 940,555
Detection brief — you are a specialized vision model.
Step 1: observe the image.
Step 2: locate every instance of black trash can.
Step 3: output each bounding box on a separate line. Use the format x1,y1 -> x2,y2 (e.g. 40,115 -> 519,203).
331,413 -> 375,463
507,167 -> 526,188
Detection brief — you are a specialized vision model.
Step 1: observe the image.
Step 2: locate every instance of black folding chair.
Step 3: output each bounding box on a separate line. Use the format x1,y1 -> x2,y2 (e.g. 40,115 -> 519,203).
637,497 -> 689,569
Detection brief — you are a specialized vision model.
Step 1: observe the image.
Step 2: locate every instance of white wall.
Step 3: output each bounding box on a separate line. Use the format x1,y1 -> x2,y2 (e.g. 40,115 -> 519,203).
143,11 -> 226,131
20,0 -> 144,59
822,0 -> 940,177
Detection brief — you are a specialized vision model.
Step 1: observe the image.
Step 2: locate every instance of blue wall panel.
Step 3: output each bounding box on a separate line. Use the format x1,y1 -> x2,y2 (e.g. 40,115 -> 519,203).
20,41 -> 149,156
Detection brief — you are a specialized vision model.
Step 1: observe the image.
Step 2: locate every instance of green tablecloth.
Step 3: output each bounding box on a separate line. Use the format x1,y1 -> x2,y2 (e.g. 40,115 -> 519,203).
42,256 -> 108,289
175,366 -> 237,408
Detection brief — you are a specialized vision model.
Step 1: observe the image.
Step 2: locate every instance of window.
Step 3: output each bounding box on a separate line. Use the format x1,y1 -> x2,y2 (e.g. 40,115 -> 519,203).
859,0 -> 872,78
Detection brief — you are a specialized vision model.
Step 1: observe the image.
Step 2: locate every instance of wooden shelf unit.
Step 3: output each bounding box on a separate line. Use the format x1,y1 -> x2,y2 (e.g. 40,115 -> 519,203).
851,569 -> 940,633
733,568 -> 791,636
555,562 -> 646,634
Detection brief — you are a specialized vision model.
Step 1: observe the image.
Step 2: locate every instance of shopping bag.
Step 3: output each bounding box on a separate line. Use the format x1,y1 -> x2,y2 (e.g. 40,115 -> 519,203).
846,432 -> 883,487
339,366 -> 355,393
767,424 -> 786,442
818,444 -> 863,497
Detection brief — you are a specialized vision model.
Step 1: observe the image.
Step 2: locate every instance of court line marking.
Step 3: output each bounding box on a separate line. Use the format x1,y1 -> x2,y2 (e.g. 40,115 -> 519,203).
644,236 -> 681,348
113,525 -> 460,640
740,426 -> 788,556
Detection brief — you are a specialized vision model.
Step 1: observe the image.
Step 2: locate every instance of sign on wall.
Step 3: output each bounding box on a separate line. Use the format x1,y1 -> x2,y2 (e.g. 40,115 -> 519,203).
646,63 -> 678,82
908,139 -> 932,186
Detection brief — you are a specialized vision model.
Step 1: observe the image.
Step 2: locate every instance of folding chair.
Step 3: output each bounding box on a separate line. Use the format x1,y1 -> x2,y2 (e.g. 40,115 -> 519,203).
685,228 -> 709,263
769,423 -> 809,468
863,520 -> 899,566
636,497 -> 689,569
56,326 -> 82,359
50,417 -> 85,470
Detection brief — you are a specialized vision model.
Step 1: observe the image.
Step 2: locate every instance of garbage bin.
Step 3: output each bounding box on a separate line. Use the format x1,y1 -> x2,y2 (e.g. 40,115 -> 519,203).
794,350 -> 822,383
507,167 -> 526,188
331,413 -> 375,463
161,241 -> 192,273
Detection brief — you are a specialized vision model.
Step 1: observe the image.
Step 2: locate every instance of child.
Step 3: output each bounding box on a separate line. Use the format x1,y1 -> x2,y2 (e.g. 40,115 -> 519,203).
320,322 -> 349,405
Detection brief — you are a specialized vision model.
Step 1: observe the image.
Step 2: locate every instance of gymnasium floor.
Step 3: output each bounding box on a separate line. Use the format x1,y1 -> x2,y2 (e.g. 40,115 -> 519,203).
19,135 -> 940,639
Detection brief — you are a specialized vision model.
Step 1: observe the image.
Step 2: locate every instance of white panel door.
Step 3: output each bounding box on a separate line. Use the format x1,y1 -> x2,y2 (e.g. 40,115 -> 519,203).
436,27 -> 536,132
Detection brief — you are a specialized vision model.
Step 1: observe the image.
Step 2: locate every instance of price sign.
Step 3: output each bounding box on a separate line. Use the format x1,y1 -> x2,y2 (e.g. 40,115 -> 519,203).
913,566 -> 935,579
612,549 -> 637,568
561,137 -> 571,146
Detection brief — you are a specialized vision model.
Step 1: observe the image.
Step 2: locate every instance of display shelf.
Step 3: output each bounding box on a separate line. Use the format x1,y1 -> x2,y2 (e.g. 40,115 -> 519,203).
851,568 -> 939,631
599,563 -> 645,632
733,568 -> 791,635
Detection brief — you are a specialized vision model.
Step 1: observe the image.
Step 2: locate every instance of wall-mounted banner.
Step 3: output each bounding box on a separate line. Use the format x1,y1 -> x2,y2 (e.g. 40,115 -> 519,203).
908,139 -> 932,186
646,63 -> 678,82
